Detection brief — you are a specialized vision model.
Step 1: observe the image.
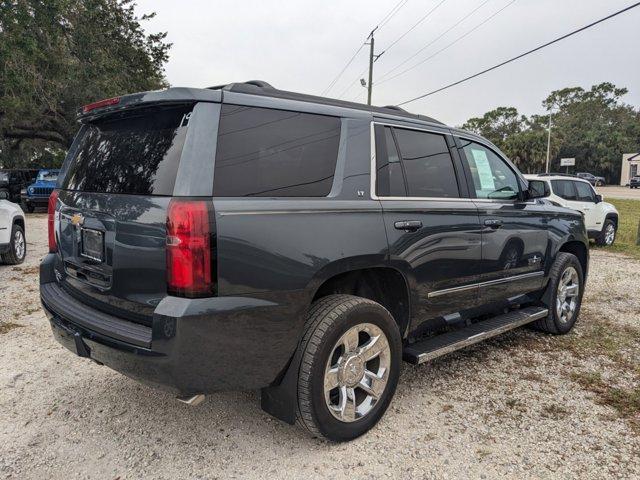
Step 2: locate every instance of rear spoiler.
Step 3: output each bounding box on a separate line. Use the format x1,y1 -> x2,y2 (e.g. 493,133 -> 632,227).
77,87 -> 221,122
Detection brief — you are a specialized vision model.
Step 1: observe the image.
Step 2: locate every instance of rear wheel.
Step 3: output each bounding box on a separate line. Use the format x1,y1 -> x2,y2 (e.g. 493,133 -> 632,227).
1,224 -> 26,265
296,294 -> 401,442
534,252 -> 584,334
0,189 -> 9,200
596,219 -> 616,246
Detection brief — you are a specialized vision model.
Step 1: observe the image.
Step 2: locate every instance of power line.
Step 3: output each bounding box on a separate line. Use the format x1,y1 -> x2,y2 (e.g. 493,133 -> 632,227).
378,0 -> 516,86
378,0 -> 410,29
377,0 -> 492,82
381,0 -> 448,55
396,1 -> 640,106
321,0 -> 408,96
337,0 -> 449,100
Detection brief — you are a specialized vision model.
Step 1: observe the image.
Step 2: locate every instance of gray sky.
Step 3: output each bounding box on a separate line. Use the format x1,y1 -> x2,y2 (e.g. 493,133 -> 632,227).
135,0 -> 640,126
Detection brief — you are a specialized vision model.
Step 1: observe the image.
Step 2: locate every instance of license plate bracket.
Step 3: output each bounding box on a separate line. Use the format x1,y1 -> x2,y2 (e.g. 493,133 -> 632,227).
80,228 -> 104,262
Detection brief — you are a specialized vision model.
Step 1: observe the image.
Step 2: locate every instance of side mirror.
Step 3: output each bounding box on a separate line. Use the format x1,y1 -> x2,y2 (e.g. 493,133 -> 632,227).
594,194 -> 602,203
526,180 -> 548,200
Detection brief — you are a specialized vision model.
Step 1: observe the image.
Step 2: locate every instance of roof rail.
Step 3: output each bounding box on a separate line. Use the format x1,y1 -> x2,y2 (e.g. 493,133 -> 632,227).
536,172 -> 577,178
204,80 -> 443,125
381,105 -> 408,113
207,80 -> 274,91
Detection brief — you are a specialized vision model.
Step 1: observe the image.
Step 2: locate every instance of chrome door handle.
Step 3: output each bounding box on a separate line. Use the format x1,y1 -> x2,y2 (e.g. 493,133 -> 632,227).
394,220 -> 422,231
484,219 -> 503,228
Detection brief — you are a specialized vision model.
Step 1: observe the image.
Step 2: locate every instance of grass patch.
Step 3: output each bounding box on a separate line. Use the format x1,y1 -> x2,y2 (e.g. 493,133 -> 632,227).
571,371 -> 640,430
592,198 -> 640,259
555,315 -> 640,373
0,322 -> 23,334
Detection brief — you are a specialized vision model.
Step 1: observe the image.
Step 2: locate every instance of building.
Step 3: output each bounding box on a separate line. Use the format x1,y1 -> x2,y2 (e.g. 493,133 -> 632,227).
620,152 -> 640,185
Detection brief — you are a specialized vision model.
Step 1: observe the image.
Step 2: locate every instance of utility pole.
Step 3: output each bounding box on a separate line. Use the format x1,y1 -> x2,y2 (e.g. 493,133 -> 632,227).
545,109 -> 553,173
365,28 -> 384,106
367,34 -> 375,105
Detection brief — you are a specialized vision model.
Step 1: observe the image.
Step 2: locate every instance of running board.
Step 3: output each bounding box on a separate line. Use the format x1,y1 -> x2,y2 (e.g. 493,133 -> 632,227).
403,306 -> 548,365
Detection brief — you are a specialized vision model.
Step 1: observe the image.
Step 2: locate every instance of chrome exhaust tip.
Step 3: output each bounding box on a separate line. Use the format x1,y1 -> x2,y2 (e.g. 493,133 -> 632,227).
177,394 -> 205,406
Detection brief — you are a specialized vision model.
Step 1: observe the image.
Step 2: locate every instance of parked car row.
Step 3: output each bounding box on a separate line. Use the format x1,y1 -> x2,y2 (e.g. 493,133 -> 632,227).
0,168 -> 60,213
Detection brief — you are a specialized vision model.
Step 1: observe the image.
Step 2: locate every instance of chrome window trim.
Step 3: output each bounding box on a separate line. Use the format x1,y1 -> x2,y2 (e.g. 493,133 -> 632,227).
427,271 -> 545,299
370,121 -> 469,202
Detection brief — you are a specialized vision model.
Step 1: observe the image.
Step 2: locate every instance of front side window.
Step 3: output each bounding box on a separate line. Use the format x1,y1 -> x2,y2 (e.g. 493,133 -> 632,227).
459,140 -> 520,200
393,128 -> 459,198
574,181 -> 596,202
214,105 -> 341,197
551,180 -> 578,200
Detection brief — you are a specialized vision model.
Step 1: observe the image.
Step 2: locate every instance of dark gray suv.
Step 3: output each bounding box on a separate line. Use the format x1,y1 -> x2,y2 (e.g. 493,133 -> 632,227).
40,81 -> 589,441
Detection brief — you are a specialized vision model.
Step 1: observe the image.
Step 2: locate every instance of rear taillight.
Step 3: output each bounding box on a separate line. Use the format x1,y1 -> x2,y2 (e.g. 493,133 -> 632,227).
47,189 -> 59,253
166,199 -> 216,298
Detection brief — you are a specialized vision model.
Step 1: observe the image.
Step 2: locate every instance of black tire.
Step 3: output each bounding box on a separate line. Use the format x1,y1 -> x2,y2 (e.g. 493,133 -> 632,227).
296,294 -> 402,442
1,224 -> 26,265
26,204 -> 35,213
595,219 -> 616,246
0,189 -> 9,200
533,252 -> 584,335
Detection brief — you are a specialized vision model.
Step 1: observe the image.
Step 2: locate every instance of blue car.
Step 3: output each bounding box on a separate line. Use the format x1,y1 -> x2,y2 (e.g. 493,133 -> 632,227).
21,169 -> 59,213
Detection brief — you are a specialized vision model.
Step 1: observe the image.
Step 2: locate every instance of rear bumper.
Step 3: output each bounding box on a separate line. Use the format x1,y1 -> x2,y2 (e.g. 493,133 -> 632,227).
40,254 -> 303,394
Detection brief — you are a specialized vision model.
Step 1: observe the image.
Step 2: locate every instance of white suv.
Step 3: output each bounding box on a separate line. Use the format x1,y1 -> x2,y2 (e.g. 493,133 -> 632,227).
525,174 -> 619,246
0,199 -> 26,264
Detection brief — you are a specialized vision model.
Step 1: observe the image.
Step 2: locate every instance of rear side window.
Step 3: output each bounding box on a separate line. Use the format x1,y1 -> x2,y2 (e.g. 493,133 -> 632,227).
392,128 -> 459,198
62,105 -> 192,195
551,180 -> 578,200
214,105 -> 341,197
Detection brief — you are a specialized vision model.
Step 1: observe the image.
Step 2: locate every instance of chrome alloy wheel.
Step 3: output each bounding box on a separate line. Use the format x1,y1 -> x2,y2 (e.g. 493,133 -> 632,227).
13,229 -> 25,260
604,223 -> 615,245
324,323 -> 391,423
556,266 -> 579,324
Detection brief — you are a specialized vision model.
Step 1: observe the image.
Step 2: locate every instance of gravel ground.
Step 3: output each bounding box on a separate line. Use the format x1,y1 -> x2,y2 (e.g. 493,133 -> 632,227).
1,215 -> 639,479
596,185 -> 640,200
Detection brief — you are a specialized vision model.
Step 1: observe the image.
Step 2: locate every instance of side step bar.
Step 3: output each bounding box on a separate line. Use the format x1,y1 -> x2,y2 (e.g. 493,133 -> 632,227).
403,306 -> 548,365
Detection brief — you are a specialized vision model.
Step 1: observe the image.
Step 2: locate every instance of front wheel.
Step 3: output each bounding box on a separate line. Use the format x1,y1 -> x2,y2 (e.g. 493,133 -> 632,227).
296,295 -> 401,442
596,219 -> 616,246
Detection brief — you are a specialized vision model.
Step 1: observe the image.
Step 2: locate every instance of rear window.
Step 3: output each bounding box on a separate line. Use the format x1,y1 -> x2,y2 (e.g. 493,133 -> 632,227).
214,105 -> 341,197
0,172 -> 8,182
62,105 -> 192,195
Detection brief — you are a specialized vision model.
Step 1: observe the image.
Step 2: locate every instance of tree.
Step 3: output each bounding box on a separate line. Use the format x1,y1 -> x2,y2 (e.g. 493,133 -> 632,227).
461,83 -> 640,182
0,0 -> 171,168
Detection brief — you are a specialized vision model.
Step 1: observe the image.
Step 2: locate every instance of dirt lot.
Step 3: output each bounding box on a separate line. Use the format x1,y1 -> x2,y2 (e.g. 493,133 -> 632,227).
1,215 -> 639,479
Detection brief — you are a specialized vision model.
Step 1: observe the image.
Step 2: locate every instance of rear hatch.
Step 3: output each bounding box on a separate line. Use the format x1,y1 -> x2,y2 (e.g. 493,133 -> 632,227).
55,104 -> 193,325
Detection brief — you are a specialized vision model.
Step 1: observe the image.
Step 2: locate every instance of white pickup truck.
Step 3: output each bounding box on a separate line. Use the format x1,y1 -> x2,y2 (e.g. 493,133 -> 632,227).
0,200 -> 26,264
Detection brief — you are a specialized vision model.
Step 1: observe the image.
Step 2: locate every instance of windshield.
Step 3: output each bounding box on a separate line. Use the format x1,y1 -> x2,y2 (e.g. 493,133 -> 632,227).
0,172 -> 8,182
38,171 -> 59,182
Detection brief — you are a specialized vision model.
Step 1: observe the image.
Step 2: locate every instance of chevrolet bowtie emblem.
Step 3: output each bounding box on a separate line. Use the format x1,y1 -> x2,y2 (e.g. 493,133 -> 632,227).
71,213 -> 84,226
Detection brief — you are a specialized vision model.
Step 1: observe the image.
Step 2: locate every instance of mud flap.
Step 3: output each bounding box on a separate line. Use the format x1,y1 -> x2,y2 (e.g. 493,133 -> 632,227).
260,343 -> 305,425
